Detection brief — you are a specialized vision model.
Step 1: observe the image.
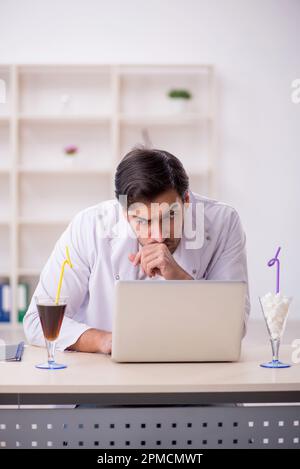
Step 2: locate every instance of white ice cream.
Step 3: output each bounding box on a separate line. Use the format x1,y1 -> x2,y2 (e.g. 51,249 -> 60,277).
260,292 -> 291,340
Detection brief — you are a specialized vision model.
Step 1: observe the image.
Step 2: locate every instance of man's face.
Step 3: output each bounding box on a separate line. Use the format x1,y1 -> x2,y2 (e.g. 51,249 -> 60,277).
124,189 -> 189,254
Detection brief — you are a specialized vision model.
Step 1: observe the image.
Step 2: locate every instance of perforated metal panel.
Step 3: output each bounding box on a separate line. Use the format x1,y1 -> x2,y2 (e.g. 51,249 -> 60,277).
0,405 -> 299,449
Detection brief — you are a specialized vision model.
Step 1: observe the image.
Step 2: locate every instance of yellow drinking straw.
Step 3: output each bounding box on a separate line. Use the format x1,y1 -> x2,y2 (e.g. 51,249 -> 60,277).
55,245 -> 73,305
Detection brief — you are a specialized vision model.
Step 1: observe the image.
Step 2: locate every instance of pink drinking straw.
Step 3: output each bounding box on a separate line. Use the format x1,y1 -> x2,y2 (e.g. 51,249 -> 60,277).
267,246 -> 281,294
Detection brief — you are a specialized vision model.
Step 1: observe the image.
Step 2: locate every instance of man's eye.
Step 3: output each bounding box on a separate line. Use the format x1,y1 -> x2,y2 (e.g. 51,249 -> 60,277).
137,218 -> 148,225
167,211 -> 176,220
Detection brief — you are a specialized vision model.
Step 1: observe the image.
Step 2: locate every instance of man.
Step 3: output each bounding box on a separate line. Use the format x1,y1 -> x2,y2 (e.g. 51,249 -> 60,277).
23,147 -> 250,354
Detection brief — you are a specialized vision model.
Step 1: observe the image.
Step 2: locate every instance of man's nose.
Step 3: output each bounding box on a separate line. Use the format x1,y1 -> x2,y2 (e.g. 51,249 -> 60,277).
150,221 -> 166,242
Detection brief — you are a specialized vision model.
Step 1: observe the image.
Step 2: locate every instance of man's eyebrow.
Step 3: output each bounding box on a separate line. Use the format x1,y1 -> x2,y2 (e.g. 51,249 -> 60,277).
131,214 -> 150,221
130,205 -> 180,220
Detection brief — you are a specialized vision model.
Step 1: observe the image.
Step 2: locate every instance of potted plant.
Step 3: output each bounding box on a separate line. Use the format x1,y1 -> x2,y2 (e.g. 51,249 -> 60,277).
63,144 -> 79,167
167,88 -> 192,113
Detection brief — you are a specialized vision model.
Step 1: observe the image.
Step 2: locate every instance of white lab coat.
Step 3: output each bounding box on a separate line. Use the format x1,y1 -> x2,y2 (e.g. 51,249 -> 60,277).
23,191 -> 250,350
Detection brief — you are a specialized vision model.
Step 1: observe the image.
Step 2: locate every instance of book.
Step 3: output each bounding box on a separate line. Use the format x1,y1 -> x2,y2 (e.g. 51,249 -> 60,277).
0,342 -> 25,361
18,283 -> 29,323
0,283 -> 10,322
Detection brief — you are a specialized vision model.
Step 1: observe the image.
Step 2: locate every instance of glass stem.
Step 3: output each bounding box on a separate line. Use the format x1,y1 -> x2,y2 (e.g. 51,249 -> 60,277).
270,338 -> 280,362
46,340 -> 56,365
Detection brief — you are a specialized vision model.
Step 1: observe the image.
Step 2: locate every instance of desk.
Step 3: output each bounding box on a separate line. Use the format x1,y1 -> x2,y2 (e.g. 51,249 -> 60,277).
0,321 -> 300,448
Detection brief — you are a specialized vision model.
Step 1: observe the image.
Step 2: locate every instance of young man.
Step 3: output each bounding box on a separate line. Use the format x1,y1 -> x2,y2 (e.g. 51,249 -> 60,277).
23,147 -> 250,354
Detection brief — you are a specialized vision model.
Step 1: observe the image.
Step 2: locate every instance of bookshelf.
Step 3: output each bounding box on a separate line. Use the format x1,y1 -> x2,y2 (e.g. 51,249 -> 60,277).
0,64 -> 217,328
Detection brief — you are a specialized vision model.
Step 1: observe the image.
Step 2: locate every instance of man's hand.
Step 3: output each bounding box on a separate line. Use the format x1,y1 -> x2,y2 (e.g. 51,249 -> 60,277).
128,243 -> 193,280
67,329 -> 112,354
97,330 -> 112,354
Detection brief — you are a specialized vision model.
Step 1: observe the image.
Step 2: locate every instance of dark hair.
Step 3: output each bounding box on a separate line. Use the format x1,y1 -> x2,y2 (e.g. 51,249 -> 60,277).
115,147 -> 189,206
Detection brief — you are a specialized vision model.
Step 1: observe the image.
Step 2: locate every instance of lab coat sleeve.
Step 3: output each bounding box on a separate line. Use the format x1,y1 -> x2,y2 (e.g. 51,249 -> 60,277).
205,208 -> 251,338
23,210 -> 93,350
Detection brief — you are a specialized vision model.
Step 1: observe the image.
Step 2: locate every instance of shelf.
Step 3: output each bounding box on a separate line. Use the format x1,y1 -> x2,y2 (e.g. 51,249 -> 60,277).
0,66 -> 11,117
19,172 -> 112,220
120,124 -> 211,175
0,225 -> 10,274
0,63 -> 216,327
119,114 -> 211,126
18,166 -> 112,175
18,114 -> 111,123
0,272 -> 10,278
0,119 -> 10,169
18,268 -> 40,276
120,68 -> 211,116
119,65 -> 213,76
18,64 -> 111,74
19,119 -> 112,171
0,174 -> 11,220
0,323 -> 23,330
18,218 -> 70,225
19,66 -> 113,115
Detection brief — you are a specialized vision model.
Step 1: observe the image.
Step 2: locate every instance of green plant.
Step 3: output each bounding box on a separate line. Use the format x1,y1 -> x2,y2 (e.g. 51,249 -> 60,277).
167,89 -> 192,99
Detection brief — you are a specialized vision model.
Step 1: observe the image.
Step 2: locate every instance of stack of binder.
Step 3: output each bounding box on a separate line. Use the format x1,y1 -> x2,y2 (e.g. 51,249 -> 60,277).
18,283 -> 29,323
0,282 -> 29,323
0,283 -> 10,322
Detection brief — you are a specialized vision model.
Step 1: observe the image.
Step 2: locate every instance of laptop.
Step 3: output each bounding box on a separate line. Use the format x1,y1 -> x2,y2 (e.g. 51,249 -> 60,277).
111,280 -> 246,363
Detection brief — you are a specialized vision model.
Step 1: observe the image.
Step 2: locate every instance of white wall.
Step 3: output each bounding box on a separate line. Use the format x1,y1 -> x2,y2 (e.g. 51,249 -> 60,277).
0,0 -> 299,318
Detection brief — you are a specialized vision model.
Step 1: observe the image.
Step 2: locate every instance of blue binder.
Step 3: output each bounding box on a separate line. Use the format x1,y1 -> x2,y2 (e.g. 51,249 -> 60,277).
0,283 -> 10,322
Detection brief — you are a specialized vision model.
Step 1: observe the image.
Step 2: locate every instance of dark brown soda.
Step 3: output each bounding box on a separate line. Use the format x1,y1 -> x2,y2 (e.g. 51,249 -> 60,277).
37,304 -> 66,341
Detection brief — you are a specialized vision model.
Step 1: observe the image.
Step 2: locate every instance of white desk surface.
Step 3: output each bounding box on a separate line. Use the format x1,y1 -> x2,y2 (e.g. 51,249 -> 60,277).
0,320 -> 300,395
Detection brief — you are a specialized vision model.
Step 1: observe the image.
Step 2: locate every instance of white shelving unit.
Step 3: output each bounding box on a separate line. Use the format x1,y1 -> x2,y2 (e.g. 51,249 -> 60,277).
0,64 -> 217,328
